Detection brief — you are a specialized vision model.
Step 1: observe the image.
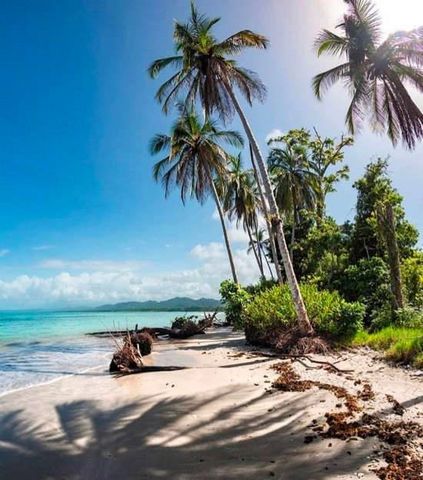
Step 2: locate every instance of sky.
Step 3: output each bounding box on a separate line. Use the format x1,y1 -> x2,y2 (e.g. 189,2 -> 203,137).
0,0 -> 422,308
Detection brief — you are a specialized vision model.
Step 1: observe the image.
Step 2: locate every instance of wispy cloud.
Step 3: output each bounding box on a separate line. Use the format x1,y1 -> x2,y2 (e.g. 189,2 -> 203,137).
0,249 -> 10,257
32,244 -> 55,251
38,259 -> 146,272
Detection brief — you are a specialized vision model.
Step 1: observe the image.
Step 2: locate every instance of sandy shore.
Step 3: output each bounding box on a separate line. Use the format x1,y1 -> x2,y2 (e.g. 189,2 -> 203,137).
0,328 -> 421,479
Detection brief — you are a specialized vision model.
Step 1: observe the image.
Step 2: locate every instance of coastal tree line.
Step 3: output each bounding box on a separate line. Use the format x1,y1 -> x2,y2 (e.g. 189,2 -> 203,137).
148,0 -> 423,343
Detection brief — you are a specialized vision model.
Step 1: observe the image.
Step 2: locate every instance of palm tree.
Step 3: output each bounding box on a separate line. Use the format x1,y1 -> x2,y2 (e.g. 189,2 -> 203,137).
148,2 -> 314,335
216,154 -> 265,279
308,129 -> 352,221
248,228 -> 274,280
248,144 -> 284,284
268,140 -> 316,261
313,0 -> 423,149
150,108 -> 243,283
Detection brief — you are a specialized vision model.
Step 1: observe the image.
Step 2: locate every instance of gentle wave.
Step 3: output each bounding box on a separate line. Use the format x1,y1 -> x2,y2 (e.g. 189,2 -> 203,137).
0,310 -> 185,395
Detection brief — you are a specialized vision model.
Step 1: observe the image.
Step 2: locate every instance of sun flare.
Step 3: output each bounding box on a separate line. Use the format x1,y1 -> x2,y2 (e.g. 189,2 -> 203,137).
376,0 -> 423,34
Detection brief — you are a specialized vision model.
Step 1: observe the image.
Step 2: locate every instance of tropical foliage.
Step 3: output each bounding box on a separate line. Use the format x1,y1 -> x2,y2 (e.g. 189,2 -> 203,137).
149,1 -> 423,359
149,1 -> 314,336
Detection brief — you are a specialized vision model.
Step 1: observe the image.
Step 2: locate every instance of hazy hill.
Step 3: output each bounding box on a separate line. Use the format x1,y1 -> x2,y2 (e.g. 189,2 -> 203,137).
95,297 -> 221,312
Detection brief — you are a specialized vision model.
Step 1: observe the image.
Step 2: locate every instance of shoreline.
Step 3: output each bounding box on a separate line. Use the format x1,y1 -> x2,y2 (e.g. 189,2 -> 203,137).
0,328 -> 421,479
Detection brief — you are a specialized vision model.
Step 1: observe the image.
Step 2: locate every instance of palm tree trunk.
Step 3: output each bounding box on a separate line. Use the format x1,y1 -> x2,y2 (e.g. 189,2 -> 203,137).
262,242 -> 274,279
225,83 -> 313,335
249,144 -> 283,284
246,223 -> 265,279
290,218 -> 296,263
383,203 -> 404,310
208,172 -> 238,284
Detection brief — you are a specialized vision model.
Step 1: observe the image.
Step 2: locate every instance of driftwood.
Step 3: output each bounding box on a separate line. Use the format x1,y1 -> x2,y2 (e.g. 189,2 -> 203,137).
90,324 -> 207,340
110,332 -> 144,373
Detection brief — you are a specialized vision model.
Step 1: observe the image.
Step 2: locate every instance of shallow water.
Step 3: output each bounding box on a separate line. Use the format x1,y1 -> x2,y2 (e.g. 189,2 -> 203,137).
0,310 -> 193,395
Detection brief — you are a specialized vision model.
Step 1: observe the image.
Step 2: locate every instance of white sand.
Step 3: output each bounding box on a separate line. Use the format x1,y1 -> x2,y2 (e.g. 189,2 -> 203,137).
0,328 -> 421,479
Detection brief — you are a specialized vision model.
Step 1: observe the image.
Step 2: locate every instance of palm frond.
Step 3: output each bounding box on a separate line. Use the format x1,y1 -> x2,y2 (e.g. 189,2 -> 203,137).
216,30 -> 269,55
345,0 -> 381,44
149,134 -> 171,155
345,71 -> 370,134
209,130 -> 244,148
148,56 -> 183,78
314,30 -> 348,57
312,63 -> 350,99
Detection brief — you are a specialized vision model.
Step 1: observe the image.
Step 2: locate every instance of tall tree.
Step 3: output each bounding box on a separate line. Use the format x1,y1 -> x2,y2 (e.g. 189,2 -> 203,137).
249,144 -> 283,283
149,2 -> 314,335
150,109 -> 243,283
267,135 -> 316,261
216,154 -> 265,279
351,159 -> 419,310
308,129 -> 353,221
313,0 -> 423,149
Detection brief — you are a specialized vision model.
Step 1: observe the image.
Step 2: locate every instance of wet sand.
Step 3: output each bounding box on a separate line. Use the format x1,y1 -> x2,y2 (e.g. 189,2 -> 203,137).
0,328 -> 421,479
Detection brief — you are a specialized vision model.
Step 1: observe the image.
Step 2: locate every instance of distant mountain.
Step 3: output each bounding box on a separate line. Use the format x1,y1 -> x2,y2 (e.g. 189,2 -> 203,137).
95,297 -> 222,312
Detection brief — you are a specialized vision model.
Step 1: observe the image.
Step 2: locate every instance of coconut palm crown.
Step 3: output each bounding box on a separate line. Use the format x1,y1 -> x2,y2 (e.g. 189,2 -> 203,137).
150,108 -> 243,204
148,1 -> 268,119
313,0 -> 423,149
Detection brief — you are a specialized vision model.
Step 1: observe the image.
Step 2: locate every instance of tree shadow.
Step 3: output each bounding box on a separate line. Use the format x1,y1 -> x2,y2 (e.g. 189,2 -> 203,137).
0,385 -> 376,479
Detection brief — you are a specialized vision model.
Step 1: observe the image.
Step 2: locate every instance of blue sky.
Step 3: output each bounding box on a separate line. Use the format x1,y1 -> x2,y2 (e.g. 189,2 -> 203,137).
0,0 -> 422,308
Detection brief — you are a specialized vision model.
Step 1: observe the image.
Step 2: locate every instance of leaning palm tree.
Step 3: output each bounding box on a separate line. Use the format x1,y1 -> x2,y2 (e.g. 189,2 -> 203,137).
150,108 -> 243,283
248,228 -> 274,280
148,2 -> 313,335
268,141 -> 316,261
216,154 -> 265,279
313,0 -> 423,149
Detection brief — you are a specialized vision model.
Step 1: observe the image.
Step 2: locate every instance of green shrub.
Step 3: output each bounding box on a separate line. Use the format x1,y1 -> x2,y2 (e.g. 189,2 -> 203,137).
335,257 -> 392,325
171,315 -> 198,330
370,305 -> 423,331
219,280 -> 251,328
244,283 -> 364,341
402,252 -> 423,307
394,306 -> 423,328
351,326 -> 423,367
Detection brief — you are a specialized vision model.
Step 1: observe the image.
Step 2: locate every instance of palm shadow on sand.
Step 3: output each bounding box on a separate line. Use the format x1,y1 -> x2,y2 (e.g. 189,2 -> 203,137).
0,385 -> 378,480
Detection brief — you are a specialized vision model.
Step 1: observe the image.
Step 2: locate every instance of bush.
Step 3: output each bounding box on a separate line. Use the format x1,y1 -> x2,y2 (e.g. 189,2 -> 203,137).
243,283 -> 364,342
402,252 -> 423,307
351,326 -> 423,368
219,280 -> 251,328
394,306 -> 423,328
171,315 -> 198,330
370,305 -> 423,331
335,257 -> 392,325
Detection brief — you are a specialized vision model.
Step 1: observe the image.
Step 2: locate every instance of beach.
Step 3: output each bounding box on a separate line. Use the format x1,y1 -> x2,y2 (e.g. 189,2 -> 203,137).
0,328 -> 421,479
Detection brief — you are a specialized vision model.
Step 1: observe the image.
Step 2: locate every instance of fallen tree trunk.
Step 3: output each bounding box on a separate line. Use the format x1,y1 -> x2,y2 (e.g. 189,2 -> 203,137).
89,325 -> 206,340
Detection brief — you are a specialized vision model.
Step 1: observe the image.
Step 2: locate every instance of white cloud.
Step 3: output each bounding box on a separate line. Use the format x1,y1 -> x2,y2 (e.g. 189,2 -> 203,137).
211,209 -> 249,245
0,242 -> 264,308
0,249 -> 10,257
39,259 -> 145,272
265,128 -> 283,144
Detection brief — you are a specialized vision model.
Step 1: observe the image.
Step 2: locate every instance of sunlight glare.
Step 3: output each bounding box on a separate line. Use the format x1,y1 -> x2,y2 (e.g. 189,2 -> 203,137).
375,0 -> 423,35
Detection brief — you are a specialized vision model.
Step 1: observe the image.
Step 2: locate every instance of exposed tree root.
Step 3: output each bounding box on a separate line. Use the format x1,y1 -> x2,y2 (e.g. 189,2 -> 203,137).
249,350 -> 354,374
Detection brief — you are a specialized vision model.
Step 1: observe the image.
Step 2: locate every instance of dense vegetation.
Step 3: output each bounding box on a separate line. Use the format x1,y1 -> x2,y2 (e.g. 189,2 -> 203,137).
220,157 -> 423,365
150,1 -> 423,366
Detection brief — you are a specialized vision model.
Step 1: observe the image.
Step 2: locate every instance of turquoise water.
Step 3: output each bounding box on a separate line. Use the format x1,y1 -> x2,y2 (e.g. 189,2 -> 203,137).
0,310 -> 193,396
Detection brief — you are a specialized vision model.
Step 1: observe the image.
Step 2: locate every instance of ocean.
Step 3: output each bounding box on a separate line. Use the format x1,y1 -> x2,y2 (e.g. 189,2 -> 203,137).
0,310 -> 191,396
